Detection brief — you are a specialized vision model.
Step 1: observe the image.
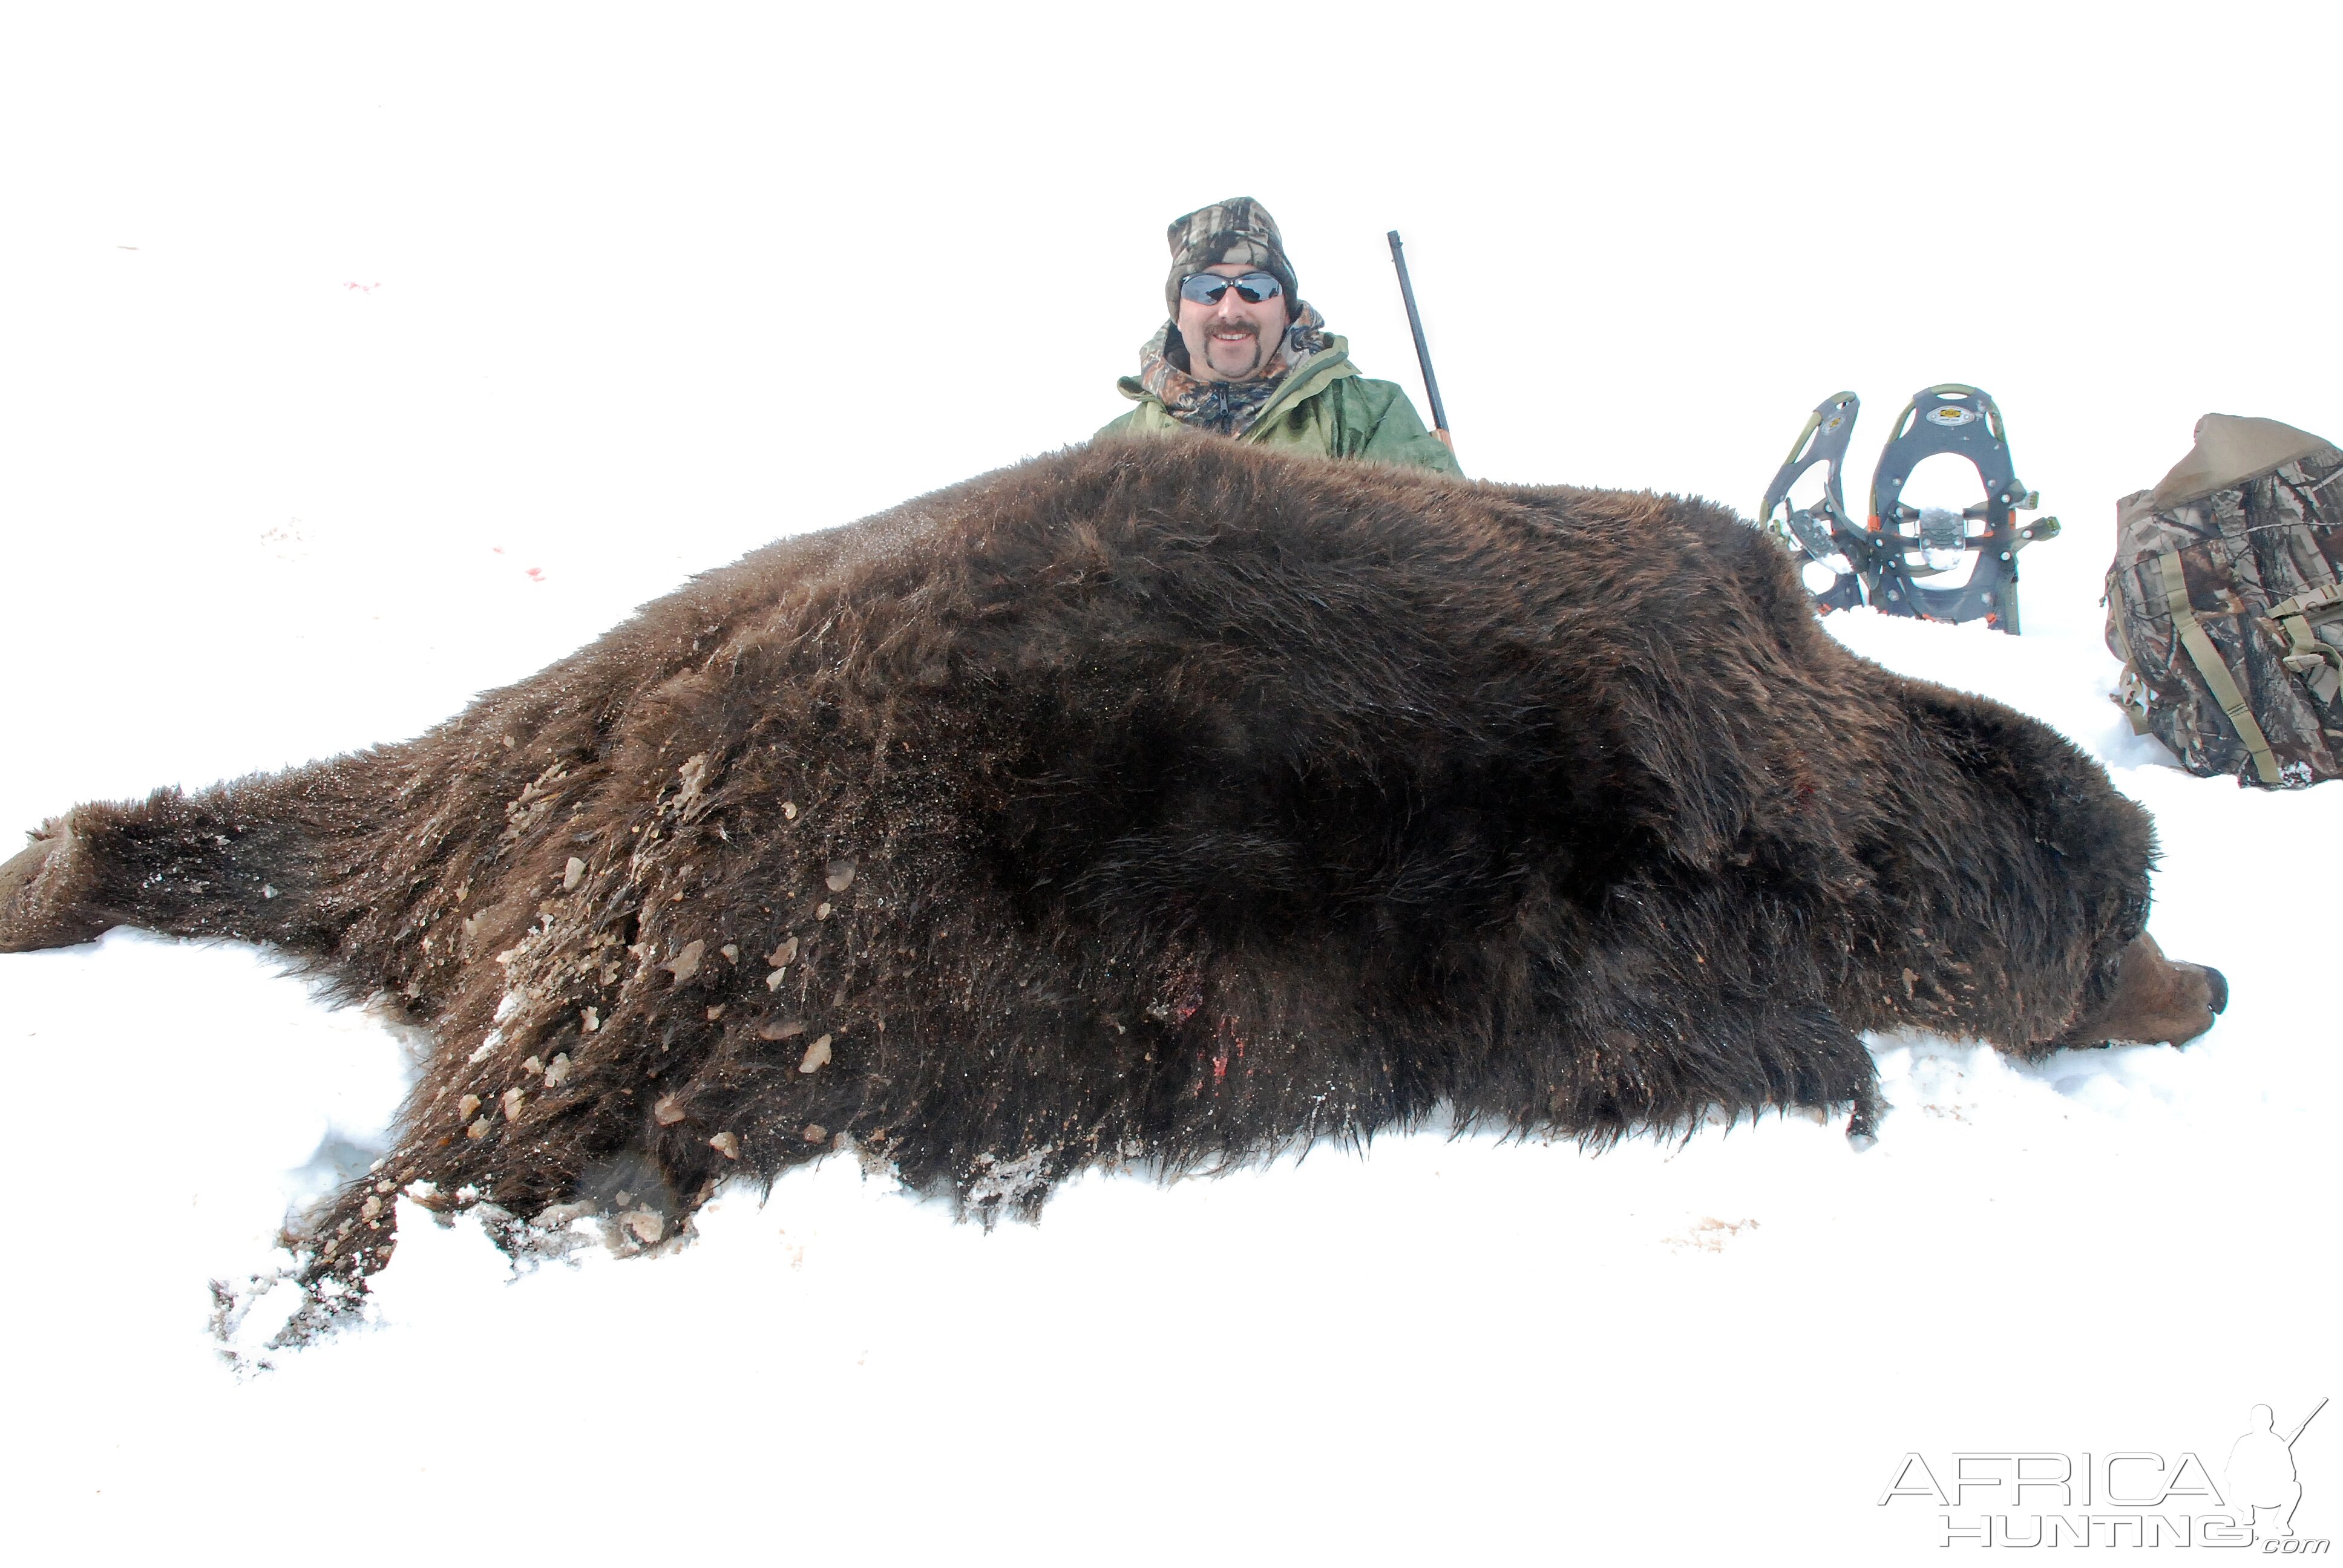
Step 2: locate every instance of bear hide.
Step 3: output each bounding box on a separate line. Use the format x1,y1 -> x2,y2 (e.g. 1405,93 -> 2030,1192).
0,436 -> 2226,1342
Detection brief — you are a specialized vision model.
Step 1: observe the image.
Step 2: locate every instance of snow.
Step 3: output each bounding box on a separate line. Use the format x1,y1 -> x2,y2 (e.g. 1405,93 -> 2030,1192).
2,5 -> 2339,1563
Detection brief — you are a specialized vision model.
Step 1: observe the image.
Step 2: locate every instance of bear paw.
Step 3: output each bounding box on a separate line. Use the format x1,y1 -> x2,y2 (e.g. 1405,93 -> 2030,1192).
0,824 -> 111,954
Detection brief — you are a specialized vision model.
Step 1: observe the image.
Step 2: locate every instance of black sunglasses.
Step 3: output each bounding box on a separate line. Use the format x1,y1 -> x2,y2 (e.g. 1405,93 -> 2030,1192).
1178,270 -> 1283,306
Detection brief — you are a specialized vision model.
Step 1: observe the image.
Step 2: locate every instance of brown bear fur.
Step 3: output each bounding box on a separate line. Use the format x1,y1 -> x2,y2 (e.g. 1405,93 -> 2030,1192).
0,436 -> 2221,1340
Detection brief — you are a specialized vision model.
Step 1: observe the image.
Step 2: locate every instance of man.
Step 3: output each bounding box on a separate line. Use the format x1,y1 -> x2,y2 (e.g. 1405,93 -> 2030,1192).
1098,197 -> 1461,475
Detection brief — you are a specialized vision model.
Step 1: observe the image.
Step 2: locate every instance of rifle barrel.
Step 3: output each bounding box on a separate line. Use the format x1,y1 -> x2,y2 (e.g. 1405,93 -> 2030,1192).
2286,1396 -> 2327,1447
1386,230 -> 1449,435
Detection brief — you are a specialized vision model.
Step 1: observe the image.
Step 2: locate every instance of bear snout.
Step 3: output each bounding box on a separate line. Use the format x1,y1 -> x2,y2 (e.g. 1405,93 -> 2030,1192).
2062,932 -> 2229,1050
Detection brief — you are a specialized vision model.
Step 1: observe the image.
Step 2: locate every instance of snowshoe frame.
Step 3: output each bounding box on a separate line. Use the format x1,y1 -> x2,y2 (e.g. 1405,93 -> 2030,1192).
1862,384 -> 2059,635
1758,391 -> 1867,614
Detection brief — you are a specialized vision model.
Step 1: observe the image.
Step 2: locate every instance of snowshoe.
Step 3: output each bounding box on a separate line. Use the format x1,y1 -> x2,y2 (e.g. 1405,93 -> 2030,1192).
1862,384 -> 2060,634
1759,391 -> 1867,613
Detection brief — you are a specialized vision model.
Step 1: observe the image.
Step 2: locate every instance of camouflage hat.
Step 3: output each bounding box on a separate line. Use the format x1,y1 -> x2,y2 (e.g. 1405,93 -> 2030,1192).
1164,197 -> 1299,319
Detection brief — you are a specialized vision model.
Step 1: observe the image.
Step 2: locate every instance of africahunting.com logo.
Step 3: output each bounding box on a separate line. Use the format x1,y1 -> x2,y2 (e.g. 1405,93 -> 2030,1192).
1881,1399 -> 2327,1550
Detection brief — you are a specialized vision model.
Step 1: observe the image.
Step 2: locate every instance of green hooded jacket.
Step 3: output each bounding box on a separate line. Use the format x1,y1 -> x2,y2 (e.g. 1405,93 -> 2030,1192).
1096,333 -> 1461,475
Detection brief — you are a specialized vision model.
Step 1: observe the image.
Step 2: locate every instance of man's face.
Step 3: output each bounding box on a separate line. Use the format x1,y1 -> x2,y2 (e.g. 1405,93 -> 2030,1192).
1176,261 -> 1291,383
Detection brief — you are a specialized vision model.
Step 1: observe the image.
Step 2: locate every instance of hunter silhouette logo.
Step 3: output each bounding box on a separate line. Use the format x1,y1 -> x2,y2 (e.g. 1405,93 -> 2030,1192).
2230,1399 -> 2327,1544
1878,1397 -> 2328,1549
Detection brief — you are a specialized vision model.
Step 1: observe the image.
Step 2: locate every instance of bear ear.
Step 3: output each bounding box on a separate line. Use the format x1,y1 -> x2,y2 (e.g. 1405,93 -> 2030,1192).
0,825 -> 110,954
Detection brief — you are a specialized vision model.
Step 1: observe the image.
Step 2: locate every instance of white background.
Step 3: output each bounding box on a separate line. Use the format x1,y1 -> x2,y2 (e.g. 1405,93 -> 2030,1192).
2,4 -> 2337,1563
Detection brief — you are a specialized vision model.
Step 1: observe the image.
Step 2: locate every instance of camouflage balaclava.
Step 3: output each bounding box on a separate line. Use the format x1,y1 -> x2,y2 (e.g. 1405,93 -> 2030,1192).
1163,197 -> 1300,321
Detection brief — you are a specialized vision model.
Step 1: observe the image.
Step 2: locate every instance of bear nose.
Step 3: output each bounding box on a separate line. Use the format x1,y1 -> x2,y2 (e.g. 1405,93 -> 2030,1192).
2201,965 -> 2229,1014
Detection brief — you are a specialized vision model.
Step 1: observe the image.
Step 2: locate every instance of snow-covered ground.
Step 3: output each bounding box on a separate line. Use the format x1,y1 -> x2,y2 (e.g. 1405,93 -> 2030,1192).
3,7 -> 2338,1563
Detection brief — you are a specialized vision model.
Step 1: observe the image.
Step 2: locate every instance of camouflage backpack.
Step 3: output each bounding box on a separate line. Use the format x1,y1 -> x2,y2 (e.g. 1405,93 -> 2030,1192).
2107,414 -> 2343,786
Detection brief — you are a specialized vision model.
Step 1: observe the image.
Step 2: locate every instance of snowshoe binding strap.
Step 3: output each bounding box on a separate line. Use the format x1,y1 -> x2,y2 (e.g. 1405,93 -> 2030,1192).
1758,391 -> 1866,613
1863,384 -> 2057,635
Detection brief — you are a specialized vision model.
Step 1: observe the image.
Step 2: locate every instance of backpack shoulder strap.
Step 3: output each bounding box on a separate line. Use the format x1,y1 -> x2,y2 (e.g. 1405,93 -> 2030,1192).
2160,549 -> 2282,784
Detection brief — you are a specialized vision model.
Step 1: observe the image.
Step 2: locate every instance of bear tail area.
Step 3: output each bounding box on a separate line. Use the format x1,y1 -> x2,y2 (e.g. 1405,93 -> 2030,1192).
0,757 -> 398,960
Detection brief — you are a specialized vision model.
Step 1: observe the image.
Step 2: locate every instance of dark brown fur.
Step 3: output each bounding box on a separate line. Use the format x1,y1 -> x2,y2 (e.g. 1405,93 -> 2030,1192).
0,437 -> 2221,1338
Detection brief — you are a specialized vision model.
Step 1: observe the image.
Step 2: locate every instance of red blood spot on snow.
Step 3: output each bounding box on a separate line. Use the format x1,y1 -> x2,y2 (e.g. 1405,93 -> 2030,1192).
491,546 -> 504,555
525,567 -> 545,582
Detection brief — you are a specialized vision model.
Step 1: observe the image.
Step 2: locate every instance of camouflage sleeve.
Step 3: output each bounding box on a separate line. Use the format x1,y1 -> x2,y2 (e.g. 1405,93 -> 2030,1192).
1095,395 -> 1176,444
1094,407 -> 1146,442
1351,377 -> 1463,475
